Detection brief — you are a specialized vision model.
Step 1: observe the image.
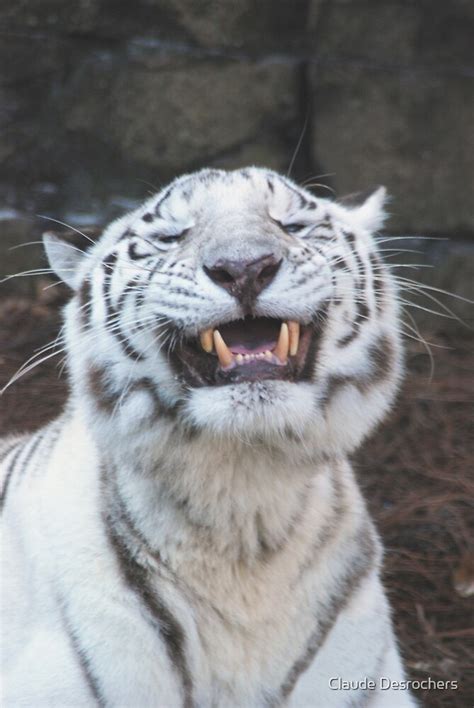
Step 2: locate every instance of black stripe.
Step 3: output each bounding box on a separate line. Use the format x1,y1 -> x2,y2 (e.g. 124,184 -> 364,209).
366,335 -> 394,384
323,335 -> 394,404
104,296 -> 144,363
313,232 -> 333,241
88,365 -> 119,413
370,252 -> 385,314
293,269 -> 323,289
172,272 -> 195,284
331,256 -> 349,272
0,443 -> 25,512
106,468 -> 162,561
146,258 -> 165,284
293,476 -> 346,585
343,230 -> 356,246
78,279 -> 92,329
114,328 -> 143,361
256,484 -> 310,561
105,507 -> 194,707
128,241 -> 151,260
104,291 -> 114,326
102,253 -> 118,305
280,178 -> 309,209
0,439 -> 22,465
127,377 -> 176,421
154,185 -> 173,216
322,373 -> 355,404
353,249 -> 365,283
337,244 -> 370,347
318,218 -> 332,228
14,432 -> 44,486
36,421 -> 63,478
167,287 -> 206,300
118,228 -> 137,241
88,365 -> 178,422
337,330 -> 357,347
60,599 -> 107,706
280,525 -> 376,699
102,251 -> 118,272
149,299 -> 195,312
299,307 -> 328,382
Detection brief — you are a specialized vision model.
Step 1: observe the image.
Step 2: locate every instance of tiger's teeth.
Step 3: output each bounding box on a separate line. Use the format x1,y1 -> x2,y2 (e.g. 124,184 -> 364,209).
288,321 -> 300,356
235,353 -> 244,364
200,328 -> 214,353
264,350 -> 273,361
213,330 -> 234,368
274,322 -> 289,363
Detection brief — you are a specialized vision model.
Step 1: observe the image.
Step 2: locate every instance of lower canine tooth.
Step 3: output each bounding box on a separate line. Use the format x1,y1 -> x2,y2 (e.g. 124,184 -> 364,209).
235,354 -> 244,364
264,350 -> 273,361
213,330 -> 234,368
274,322 -> 289,363
200,328 -> 213,353
288,321 -> 300,356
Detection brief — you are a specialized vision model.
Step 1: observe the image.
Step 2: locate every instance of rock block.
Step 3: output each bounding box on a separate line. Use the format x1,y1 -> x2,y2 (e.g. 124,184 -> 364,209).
310,65 -> 474,233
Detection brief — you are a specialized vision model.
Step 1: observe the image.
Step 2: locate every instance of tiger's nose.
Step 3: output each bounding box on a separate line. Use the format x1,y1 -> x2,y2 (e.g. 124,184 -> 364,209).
203,253 -> 282,305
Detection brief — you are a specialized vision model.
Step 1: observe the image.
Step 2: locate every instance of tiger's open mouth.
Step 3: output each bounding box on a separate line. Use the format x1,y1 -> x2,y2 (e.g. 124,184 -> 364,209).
170,316 -> 322,387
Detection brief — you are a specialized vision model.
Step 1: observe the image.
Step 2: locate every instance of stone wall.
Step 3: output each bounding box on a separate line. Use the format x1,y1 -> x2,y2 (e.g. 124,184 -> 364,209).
1,0 -> 473,322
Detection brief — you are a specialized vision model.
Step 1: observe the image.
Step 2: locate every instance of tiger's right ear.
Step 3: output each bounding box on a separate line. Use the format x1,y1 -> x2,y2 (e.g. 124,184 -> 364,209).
43,232 -> 85,290
43,230 -> 95,290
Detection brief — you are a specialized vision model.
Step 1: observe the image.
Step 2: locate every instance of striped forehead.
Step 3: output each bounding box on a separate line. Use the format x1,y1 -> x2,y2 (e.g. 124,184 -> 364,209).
133,170 -> 320,231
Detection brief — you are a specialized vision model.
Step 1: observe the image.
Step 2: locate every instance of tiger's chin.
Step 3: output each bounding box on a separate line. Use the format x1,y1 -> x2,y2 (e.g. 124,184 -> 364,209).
170,316 -> 323,439
182,379 -> 317,440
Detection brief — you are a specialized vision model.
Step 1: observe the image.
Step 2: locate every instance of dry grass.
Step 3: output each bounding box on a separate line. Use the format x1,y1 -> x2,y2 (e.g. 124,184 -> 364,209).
0,283 -> 472,707
357,331 -> 473,706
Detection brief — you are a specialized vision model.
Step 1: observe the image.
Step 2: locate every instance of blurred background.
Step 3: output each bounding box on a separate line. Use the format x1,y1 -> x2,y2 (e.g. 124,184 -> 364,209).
1,0 -> 473,314
1,2 -> 473,706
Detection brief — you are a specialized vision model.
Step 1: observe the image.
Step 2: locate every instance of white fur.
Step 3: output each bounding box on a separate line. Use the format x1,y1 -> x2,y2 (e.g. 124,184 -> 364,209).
1,168 -> 415,707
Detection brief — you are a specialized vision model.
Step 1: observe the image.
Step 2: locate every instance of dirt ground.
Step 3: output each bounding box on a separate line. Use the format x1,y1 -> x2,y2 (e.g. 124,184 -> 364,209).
0,281 -> 472,708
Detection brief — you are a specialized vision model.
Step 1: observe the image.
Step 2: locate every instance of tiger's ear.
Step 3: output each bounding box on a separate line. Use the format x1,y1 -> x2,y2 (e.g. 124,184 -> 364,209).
43,231 -> 89,290
350,186 -> 389,233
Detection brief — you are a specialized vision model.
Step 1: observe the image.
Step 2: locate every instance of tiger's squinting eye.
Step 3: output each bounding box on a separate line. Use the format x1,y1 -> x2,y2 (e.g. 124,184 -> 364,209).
156,227 -> 189,245
283,223 -> 307,234
159,235 -> 182,244
272,217 -> 308,235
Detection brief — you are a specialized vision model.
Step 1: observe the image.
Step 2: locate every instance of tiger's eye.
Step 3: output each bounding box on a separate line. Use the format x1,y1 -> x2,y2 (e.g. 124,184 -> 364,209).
284,223 -> 306,234
160,235 -> 182,244
156,227 -> 189,245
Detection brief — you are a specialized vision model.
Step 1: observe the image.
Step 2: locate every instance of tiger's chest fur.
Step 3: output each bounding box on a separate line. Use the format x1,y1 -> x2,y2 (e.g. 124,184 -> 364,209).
1,167 -> 415,707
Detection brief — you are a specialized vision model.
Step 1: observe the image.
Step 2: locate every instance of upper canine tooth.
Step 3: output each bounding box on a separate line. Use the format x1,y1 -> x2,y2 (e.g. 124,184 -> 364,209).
200,328 -> 214,353
288,321 -> 300,356
213,330 -> 234,368
274,322 -> 289,363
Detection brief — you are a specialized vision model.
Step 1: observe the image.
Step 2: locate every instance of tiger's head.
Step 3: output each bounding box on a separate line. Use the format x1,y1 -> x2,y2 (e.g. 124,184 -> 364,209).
45,168 -> 402,454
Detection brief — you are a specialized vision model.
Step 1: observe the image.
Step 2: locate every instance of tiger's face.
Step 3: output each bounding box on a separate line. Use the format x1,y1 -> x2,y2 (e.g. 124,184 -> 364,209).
45,168 -> 402,450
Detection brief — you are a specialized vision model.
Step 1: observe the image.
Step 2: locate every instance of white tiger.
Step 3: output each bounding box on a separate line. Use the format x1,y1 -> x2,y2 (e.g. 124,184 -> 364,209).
0,167 -> 416,707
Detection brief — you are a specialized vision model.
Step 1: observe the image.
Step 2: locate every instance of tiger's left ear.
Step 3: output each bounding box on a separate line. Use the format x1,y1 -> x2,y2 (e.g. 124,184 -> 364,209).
43,231 -> 89,290
350,186 -> 388,233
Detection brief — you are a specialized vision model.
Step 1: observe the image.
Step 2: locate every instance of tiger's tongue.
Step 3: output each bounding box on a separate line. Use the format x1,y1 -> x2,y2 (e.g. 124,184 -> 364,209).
218,318 -> 280,355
